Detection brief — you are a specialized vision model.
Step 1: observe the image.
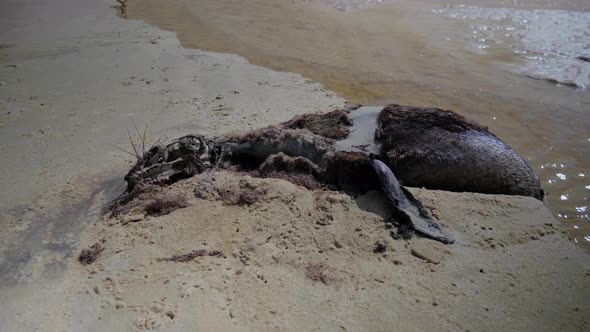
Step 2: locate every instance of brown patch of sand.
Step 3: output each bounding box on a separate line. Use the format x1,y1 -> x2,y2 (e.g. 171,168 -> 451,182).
78,243 -> 105,265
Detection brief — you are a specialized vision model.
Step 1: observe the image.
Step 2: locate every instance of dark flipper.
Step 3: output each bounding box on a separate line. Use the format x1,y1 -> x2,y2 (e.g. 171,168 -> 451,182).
371,159 -> 455,244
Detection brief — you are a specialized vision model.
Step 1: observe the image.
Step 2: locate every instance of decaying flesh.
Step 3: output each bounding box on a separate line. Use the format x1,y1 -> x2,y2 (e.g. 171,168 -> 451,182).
119,104 -> 544,244
123,135 -> 222,198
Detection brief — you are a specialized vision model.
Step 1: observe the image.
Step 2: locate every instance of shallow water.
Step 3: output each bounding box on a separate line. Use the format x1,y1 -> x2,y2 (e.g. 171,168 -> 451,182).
125,0 -> 590,251
436,6 -> 590,88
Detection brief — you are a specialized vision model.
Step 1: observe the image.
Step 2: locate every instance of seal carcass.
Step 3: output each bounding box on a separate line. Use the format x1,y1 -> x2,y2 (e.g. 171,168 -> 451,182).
119,104 -> 544,244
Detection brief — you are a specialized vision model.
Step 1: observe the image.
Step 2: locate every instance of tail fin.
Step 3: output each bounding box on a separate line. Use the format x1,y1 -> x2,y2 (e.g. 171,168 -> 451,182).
371,159 -> 455,244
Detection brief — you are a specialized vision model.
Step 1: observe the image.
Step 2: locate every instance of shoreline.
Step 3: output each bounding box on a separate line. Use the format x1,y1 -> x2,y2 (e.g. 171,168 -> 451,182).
0,0 -> 589,330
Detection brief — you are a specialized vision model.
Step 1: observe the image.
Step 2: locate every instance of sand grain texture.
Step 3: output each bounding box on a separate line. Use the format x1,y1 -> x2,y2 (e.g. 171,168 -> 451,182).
78,173 -> 590,331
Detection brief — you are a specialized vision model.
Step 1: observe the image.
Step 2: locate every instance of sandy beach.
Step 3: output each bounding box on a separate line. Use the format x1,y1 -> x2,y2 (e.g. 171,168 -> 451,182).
0,0 -> 589,330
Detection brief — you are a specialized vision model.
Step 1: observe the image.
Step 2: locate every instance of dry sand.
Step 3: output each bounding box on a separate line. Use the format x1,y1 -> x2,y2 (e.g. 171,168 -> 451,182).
0,0 -> 588,331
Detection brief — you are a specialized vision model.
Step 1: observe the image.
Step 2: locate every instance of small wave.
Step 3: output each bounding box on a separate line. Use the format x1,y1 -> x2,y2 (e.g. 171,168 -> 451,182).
436,6 -> 590,89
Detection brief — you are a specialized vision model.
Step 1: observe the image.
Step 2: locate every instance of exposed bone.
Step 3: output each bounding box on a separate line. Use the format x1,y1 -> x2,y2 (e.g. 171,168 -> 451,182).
124,135 -> 222,192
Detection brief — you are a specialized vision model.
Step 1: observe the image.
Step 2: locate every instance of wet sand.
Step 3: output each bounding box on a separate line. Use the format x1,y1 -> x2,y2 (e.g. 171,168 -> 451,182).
124,0 -> 590,250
